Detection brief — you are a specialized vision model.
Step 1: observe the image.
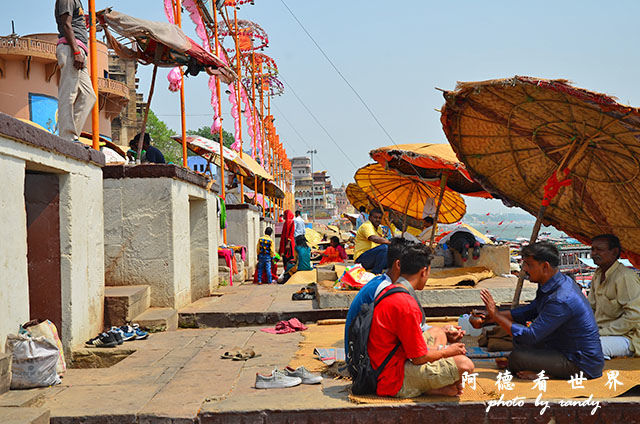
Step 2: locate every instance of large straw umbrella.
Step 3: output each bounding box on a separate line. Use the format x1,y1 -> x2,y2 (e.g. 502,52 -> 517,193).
441,75 -> 640,306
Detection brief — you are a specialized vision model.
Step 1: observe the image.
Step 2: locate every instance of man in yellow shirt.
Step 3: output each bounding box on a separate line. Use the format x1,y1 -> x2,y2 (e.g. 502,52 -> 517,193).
354,208 -> 391,274
589,234 -> 640,359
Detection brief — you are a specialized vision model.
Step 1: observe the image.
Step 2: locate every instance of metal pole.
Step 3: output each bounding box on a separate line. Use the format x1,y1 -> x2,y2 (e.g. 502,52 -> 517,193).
212,1 -> 227,243
88,0 -> 99,150
174,0 -> 188,167
233,7 -> 244,200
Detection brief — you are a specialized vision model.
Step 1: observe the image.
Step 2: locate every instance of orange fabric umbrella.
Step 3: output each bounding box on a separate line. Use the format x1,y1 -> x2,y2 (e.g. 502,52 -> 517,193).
370,143 -> 491,198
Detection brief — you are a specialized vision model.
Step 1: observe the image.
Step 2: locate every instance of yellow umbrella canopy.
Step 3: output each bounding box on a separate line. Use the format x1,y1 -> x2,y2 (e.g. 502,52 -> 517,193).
346,182 -> 425,232
440,76 -> 640,267
345,183 -> 372,211
354,163 -> 466,224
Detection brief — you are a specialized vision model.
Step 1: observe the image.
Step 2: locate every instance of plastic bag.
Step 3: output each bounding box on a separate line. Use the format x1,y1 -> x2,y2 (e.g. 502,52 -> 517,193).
5,334 -> 61,389
24,320 -> 66,375
335,264 -> 376,290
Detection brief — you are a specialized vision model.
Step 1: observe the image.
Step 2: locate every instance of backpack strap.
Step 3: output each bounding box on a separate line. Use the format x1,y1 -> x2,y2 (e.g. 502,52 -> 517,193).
372,286 -> 409,374
374,286 -> 408,306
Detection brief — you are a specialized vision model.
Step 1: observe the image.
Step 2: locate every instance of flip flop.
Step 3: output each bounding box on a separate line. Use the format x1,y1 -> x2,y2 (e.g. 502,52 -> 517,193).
232,348 -> 261,361
221,346 -> 243,359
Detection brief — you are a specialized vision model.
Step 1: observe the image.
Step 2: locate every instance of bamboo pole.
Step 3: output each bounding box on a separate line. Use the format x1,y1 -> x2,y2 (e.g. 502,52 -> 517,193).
136,65 -> 158,161
88,0 -> 99,150
174,0 -> 188,168
428,173 -> 449,247
212,1 -> 227,243
232,7 -> 244,200
250,50 -> 259,207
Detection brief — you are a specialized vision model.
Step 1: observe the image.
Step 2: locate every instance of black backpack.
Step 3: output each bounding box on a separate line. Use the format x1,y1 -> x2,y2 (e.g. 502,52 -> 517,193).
347,286 -> 408,395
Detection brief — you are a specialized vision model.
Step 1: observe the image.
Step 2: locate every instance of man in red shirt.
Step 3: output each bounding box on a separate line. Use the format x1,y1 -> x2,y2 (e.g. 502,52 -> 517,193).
368,244 -> 474,397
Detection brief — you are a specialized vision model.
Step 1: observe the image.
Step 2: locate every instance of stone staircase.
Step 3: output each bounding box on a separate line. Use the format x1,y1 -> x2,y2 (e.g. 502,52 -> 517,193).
104,285 -> 178,332
0,354 -> 50,424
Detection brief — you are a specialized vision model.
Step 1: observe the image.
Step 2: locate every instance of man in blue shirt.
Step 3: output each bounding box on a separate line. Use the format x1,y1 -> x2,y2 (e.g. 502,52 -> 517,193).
345,238 -> 409,355
480,241 -> 604,379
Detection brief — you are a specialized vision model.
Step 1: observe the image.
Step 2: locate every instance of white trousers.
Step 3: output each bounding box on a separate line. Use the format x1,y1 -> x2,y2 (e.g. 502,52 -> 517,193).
601,336 -> 633,359
56,44 -> 96,141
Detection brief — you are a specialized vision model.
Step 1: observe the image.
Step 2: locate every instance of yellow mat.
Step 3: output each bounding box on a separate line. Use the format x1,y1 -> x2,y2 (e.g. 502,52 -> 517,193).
426,266 -> 494,287
292,322 -> 640,405
285,270 -> 317,285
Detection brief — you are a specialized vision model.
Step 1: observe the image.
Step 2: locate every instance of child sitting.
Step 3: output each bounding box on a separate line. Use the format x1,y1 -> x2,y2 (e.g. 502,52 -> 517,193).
256,227 -> 276,284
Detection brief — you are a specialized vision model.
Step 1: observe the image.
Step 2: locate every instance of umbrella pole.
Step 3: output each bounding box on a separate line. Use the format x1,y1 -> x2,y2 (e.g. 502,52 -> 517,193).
511,205 -> 547,308
136,64 -> 158,162
88,0 -> 99,150
429,173 -> 449,246
232,6 -> 244,201
212,2 -> 226,243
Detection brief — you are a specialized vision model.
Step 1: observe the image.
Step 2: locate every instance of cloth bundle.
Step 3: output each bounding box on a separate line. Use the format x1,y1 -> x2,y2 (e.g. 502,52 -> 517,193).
478,325 -> 513,352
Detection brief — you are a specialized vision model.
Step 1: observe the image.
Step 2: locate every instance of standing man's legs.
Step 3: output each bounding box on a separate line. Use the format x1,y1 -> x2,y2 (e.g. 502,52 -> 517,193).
73,52 -> 96,136
256,254 -> 266,284
56,45 -> 96,141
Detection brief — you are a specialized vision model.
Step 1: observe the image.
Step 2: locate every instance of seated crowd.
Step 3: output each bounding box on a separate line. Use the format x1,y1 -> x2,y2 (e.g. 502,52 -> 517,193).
345,235 -> 639,397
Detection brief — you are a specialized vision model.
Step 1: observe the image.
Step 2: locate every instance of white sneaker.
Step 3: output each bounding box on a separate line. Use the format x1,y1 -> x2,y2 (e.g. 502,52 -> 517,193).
255,369 -> 302,389
282,366 -> 323,384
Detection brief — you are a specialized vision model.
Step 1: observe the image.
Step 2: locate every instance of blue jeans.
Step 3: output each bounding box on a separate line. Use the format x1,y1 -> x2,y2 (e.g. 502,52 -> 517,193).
257,253 -> 272,283
355,244 -> 388,274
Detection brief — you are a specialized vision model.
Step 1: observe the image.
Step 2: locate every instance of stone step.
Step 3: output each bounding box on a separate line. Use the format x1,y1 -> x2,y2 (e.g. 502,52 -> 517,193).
104,285 -> 151,327
0,407 -> 49,424
0,353 -> 11,396
133,307 -> 178,332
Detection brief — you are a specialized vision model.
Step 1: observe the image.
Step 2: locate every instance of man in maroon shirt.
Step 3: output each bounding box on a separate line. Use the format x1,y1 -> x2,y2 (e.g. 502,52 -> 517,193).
368,244 -> 474,397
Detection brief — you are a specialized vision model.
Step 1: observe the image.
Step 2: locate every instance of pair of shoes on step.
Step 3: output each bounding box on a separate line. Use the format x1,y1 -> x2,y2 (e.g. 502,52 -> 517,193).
85,324 -> 149,348
255,366 -> 323,389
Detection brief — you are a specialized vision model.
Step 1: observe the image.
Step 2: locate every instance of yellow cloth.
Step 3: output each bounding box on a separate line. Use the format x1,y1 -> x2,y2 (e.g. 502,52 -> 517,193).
354,220 -> 384,260
256,235 -> 276,257
588,261 -> 640,355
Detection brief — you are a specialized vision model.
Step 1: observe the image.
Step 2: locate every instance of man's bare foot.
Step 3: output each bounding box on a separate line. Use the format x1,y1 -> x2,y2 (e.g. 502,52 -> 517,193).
427,384 -> 460,397
516,370 -> 538,380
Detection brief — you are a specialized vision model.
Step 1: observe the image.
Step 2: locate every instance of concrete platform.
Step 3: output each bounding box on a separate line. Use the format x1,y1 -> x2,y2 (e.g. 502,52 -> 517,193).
0,407 -> 49,424
316,276 -> 538,309
135,307 -> 178,332
104,285 -> 151,327
178,283 -> 336,328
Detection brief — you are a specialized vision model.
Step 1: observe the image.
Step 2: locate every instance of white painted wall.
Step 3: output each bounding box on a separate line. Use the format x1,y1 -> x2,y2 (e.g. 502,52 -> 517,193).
0,134 -> 105,352
0,156 -> 29,353
104,177 -> 219,309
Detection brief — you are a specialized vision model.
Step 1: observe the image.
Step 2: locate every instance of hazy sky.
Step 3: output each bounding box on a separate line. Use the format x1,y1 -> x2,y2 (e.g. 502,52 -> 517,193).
13,1 -> 640,214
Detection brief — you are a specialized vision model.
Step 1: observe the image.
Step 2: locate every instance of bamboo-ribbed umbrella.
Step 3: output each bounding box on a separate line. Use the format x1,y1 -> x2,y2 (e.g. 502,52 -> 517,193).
354,164 -> 466,229
441,75 -> 640,306
370,143 -> 491,198
346,183 -> 426,235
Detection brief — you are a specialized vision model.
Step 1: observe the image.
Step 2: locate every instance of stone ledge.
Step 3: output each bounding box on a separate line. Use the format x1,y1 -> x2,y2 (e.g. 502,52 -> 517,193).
0,112 -> 105,167
226,203 -> 261,212
0,407 -> 50,424
102,163 -> 212,189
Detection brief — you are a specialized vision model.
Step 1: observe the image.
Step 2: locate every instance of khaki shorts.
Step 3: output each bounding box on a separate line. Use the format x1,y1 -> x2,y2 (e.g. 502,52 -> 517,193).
395,332 -> 459,398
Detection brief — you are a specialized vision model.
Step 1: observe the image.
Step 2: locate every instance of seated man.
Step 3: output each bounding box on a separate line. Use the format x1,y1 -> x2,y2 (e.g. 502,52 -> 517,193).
345,238 -> 409,355
354,208 -> 391,274
589,234 -> 640,359
480,241 -> 604,379
417,216 -> 435,243
369,244 -> 474,398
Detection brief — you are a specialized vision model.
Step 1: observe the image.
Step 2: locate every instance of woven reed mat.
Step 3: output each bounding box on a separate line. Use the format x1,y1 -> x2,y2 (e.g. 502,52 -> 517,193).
425,266 -> 494,288
349,359 -> 640,404
285,270 -> 317,285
